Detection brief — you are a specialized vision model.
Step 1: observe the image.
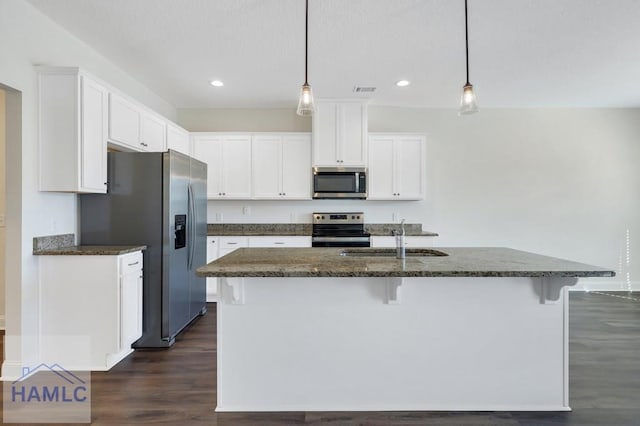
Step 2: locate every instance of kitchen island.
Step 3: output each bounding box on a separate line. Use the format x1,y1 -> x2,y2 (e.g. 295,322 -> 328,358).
196,247 -> 614,412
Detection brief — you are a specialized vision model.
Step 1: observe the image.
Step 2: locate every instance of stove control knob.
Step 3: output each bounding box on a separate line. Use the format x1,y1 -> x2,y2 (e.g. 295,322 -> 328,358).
322,215 -> 326,219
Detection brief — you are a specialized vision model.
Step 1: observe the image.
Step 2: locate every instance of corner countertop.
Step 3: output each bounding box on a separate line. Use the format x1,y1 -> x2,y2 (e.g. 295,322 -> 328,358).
207,223 -> 438,237
196,247 -> 615,278
33,245 -> 147,256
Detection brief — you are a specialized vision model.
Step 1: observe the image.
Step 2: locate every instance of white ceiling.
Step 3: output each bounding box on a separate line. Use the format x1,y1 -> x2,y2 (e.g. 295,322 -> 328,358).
26,0 -> 640,109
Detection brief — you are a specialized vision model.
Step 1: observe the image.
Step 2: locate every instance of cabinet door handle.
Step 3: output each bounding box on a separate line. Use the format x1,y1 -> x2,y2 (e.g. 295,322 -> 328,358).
274,242 -> 285,245
227,242 -> 238,245
128,261 -> 140,266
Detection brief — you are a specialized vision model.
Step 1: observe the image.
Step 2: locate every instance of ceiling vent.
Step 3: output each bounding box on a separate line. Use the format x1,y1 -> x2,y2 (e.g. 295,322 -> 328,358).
353,86 -> 376,93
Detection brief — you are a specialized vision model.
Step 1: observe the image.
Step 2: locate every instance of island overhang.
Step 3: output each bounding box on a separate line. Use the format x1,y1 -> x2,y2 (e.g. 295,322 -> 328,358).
196,246 -> 615,278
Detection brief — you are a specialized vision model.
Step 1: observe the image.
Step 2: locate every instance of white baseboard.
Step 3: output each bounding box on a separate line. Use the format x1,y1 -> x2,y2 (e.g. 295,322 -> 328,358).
572,280 -> 639,292
0,315 -> 4,330
206,293 -> 218,303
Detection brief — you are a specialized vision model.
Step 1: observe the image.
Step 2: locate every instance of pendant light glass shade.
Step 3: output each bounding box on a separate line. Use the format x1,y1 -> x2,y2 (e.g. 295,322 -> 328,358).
297,83 -> 315,116
296,0 -> 315,116
459,0 -> 478,115
459,82 -> 478,115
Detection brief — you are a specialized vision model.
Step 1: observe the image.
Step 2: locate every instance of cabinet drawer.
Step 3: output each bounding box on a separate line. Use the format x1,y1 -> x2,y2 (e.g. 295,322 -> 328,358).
249,236 -> 311,247
218,237 -> 249,250
120,251 -> 143,275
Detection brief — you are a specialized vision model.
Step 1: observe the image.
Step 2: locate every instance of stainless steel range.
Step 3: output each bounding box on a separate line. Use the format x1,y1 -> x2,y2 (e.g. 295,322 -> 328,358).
312,212 -> 371,247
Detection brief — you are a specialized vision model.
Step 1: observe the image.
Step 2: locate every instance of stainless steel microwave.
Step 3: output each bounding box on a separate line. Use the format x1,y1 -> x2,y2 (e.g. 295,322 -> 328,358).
312,167 -> 367,199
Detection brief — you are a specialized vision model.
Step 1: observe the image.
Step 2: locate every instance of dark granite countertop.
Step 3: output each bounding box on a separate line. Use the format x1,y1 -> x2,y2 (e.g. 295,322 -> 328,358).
207,223 -> 438,237
196,247 -> 615,278
33,245 -> 147,256
208,224 -> 312,236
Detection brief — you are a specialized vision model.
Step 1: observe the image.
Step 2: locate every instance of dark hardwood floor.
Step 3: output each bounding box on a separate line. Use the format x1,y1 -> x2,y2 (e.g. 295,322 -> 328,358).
1,292 -> 639,425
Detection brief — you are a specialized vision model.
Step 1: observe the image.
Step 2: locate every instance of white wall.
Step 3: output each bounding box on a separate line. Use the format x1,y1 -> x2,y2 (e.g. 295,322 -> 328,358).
178,108 -> 310,132
178,106 -> 640,291
0,0 -> 176,378
0,88 -> 6,326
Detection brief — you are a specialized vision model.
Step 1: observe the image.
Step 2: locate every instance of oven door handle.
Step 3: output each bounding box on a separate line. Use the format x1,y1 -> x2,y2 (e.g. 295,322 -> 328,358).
311,236 -> 371,243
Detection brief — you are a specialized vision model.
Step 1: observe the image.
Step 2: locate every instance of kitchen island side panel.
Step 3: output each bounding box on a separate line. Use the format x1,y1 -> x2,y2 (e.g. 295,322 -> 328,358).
216,276 -> 569,412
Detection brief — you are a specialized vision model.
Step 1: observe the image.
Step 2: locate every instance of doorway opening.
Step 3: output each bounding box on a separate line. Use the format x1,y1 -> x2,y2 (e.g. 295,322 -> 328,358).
0,82 -> 23,375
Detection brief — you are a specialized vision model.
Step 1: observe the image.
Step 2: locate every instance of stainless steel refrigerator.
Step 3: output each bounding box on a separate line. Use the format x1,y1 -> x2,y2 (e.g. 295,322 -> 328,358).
80,150 -> 207,347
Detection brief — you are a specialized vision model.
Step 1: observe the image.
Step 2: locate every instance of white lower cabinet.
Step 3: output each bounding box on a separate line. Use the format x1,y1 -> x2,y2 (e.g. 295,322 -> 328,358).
206,236 -> 249,302
218,236 -> 250,255
39,251 -> 143,371
206,236 -> 220,302
370,236 -> 436,248
248,236 -> 312,247
206,236 -> 312,301
119,255 -> 143,350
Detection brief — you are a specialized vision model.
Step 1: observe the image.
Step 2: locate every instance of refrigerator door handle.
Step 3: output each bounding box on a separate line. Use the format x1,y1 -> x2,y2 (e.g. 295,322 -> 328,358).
188,184 -> 196,270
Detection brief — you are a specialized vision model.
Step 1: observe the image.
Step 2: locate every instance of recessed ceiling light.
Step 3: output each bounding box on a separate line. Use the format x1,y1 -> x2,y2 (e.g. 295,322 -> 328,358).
210,80 -> 224,87
396,80 -> 410,87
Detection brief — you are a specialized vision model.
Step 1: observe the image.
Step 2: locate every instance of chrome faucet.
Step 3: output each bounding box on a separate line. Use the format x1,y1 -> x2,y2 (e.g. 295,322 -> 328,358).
395,219 -> 406,259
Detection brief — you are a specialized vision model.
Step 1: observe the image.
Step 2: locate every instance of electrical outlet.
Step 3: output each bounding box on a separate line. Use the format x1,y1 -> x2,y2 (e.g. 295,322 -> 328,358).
242,206 -> 250,215
392,212 -> 399,222
290,213 -> 297,222
216,212 -> 223,222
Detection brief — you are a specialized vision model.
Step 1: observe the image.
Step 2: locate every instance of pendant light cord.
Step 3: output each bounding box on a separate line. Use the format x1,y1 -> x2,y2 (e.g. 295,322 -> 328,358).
464,0 -> 470,85
304,0 -> 309,85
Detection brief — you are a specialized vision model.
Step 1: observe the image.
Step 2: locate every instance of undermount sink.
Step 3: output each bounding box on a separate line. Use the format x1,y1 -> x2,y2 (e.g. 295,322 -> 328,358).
340,248 -> 449,257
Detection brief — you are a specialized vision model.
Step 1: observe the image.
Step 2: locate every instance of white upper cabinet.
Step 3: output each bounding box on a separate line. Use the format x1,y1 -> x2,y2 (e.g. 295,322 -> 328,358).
140,111 -> 167,152
282,134 -> 312,198
252,133 -> 311,199
39,66 -> 188,193
313,100 -> 368,166
108,92 -> 141,149
192,133 -> 252,199
167,123 -> 190,155
39,68 -> 108,193
80,77 -> 109,192
109,93 -> 168,152
368,134 -> 426,200
252,135 -> 281,198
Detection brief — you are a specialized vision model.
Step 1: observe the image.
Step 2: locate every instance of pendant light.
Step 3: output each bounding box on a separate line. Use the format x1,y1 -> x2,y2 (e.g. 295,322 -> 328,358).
459,0 -> 478,115
296,0 -> 315,116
